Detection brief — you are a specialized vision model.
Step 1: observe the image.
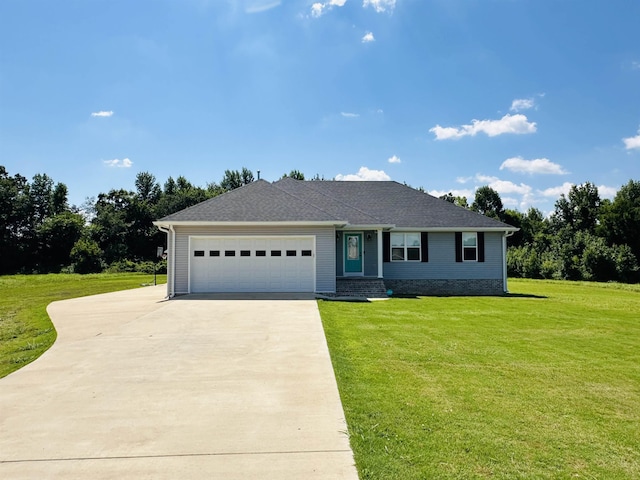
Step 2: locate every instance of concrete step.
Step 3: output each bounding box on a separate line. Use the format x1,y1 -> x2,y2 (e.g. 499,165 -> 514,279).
335,278 -> 388,298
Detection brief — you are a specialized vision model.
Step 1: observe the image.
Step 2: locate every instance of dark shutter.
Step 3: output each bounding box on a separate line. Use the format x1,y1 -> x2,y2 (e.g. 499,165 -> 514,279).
383,232 -> 390,262
478,232 -> 485,262
421,232 -> 429,262
455,232 -> 462,262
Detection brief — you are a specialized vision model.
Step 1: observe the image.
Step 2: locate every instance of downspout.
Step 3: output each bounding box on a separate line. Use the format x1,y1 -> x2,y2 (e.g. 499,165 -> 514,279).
169,225 -> 176,298
503,230 -> 515,294
377,228 -> 384,278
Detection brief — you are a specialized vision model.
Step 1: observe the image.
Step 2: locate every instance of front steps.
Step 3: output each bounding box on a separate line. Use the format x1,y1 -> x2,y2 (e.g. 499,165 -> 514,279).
333,277 -> 389,299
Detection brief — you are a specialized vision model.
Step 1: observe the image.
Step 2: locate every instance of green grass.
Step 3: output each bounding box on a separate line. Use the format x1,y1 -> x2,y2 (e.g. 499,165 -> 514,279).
319,279 -> 640,479
0,273 -> 166,378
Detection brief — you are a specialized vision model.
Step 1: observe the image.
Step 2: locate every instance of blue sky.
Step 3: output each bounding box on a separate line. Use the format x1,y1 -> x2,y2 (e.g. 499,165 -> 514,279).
1,0 -> 639,214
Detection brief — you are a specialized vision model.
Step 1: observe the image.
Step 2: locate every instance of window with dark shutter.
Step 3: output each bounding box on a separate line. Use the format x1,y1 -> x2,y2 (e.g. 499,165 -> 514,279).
455,232 -> 462,262
478,232 -> 485,262
383,232 -> 390,262
421,232 -> 429,262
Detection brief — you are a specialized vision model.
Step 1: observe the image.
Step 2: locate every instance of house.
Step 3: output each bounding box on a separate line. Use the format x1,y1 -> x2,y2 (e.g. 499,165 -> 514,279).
153,178 -> 518,297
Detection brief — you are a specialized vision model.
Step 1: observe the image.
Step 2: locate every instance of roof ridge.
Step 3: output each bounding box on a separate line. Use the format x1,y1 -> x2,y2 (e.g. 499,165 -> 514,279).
288,180 -> 386,224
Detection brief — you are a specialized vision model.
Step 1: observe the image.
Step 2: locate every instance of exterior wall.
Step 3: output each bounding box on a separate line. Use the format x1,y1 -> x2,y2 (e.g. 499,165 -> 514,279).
383,232 -> 505,295
335,230 -> 378,277
384,279 -> 504,296
172,225 -> 336,294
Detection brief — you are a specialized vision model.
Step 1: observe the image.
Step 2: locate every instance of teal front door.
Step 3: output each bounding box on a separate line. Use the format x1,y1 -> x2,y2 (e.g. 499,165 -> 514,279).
344,232 -> 363,275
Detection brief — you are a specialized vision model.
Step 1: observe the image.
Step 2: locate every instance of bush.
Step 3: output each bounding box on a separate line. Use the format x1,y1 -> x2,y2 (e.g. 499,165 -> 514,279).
70,238 -> 104,274
106,259 -> 166,274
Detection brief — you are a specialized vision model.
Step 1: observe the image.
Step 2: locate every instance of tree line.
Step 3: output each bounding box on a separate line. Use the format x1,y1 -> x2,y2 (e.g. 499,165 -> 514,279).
1,165 -> 638,283
439,182 -> 640,283
0,167 -> 305,275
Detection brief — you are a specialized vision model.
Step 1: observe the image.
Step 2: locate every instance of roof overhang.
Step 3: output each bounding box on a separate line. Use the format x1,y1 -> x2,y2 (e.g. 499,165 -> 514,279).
336,224 -> 396,230
392,226 -> 520,232
153,220 -> 349,228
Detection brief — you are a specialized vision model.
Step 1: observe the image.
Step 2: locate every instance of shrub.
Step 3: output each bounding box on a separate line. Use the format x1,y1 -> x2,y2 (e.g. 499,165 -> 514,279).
70,238 -> 104,274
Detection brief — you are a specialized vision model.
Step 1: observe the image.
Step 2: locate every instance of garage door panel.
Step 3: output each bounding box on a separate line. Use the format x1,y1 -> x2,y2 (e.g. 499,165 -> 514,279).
190,236 -> 314,293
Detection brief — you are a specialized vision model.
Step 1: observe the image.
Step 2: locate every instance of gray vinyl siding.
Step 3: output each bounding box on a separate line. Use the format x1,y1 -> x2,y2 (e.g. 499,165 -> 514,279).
335,230 -> 378,277
363,231 -> 378,276
172,225 -> 336,293
383,232 -> 503,280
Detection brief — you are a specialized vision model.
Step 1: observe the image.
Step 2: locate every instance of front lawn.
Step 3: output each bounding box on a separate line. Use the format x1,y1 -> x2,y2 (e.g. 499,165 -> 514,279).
319,279 -> 640,479
0,273 -> 166,378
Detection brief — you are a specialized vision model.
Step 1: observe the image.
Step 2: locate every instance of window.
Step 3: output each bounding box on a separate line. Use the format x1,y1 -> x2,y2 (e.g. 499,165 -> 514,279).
390,233 -> 421,261
240,250 -> 250,257
194,250 -> 205,257
209,250 -> 220,257
225,250 -> 235,257
271,250 -> 282,256
286,250 -> 297,257
462,232 -> 477,261
301,250 -> 312,257
256,250 -> 266,257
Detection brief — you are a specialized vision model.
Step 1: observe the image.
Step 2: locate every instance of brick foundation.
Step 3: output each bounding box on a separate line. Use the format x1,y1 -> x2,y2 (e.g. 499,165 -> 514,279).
384,279 -> 505,296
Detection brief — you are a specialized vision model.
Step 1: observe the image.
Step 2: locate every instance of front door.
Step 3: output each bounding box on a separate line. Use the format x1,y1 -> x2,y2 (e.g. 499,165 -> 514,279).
344,232 -> 363,275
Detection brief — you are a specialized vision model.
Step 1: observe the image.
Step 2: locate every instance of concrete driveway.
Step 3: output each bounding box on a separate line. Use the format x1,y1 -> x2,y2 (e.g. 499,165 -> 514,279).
0,286 -> 358,479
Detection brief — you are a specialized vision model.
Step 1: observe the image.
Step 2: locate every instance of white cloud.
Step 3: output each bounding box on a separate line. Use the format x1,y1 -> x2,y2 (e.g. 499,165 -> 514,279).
244,0 -> 281,13
103,158 -> 133,168
539,182 -> 573,198
311,0 -> 347,17
598,185 -> 618,199
500,156 -> 568,175
362,31 -> 375,43
388,155 -> 401,164
91,110 -> 114,117
510,98 -> 535,112
430,114 -> 537,140
363,0 -> 396,13
631,61 -> 640,70
623,128 -> 640,150
341,112 -> 359,118
474,174 -> 533,196
335,166 -> 391,181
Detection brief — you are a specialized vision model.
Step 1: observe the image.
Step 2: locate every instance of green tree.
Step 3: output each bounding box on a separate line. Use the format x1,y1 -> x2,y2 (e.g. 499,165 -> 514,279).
0,167 -> 32,273
220,167 -> 254,191
91,189 -> 135,264
35,211 -> 86,272
70,237 -> 104,273
52,182 -> 69,215
439,192 -> 468,208
599,179 -> 640,260
135,172 -> 162,203
471,186 -> 504,220
551,182 -> 601,234
281,170 -> 305,180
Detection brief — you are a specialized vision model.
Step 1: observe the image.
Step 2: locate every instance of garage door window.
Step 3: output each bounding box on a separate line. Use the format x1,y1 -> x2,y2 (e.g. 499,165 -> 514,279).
286,250 -> 297,256
240,250 -> 250,257
302,250 -> 312,257
209,250 -> 220,257
256,250 -> 266,257
271,250 -> 281,256
194,250 -> 204,257
225,250 -> 235,257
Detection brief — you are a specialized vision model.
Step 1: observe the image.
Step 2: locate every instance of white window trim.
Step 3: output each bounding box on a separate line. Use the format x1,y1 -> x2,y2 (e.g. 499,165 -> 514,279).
462,232 -> 478,262
390,232 -> 421,262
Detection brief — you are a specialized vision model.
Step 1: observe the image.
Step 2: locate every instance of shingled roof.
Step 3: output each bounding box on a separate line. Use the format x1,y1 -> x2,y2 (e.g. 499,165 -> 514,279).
156,178 -> 516,230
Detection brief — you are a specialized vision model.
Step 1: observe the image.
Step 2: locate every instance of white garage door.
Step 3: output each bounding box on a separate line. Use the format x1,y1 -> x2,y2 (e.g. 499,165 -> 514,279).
189,236 -> 315,293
